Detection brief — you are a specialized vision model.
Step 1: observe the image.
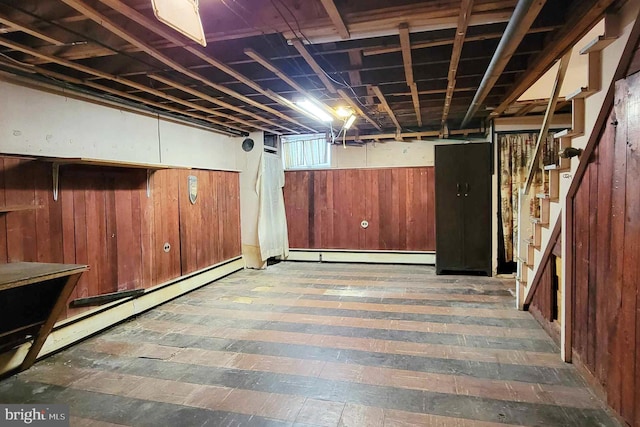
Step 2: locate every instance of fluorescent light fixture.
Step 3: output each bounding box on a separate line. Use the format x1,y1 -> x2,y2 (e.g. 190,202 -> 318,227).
343,114 -> 356,130
151,0 -> 207,47
296,99 -> 334,123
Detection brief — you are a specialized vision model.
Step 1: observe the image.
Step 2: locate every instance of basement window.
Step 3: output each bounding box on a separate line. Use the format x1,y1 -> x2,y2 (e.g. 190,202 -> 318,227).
282,133 -> 330,169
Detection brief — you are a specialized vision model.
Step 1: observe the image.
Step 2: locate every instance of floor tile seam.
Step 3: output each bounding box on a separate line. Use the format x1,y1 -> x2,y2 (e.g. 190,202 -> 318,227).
150,308 -> 557,354
158,303 -> 551,340
121,318 -> 571,370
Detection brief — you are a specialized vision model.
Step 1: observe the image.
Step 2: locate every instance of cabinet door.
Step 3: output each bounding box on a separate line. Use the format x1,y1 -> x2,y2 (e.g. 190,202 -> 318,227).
435,145 -> 465,272
461,143 -> 492,273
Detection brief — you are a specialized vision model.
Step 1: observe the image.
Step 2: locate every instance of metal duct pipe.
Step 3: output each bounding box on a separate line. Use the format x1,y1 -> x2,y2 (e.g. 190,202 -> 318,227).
460,0 -> 547,127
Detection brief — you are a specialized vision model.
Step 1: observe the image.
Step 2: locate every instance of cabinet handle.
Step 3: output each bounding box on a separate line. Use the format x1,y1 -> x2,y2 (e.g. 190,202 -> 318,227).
464,183 -> 469,197
456,183 -> 461,197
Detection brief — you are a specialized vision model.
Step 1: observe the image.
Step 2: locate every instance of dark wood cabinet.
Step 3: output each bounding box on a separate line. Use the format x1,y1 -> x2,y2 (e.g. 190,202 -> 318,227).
435,143 -> 491,275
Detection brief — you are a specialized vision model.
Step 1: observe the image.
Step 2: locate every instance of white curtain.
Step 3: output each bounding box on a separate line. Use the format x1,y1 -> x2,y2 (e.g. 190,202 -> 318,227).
282,135 -> 328,168
256,153 -> 289,261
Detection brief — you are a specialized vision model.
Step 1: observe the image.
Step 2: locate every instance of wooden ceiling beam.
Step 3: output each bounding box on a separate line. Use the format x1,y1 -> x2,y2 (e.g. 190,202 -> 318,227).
363,25 -> 558,56
282,5 -> 514,44
96,0 -> 314,133
290,38 -> 338,94
243,48 -> 341,121
0,14 -> 65,46
441,0 -> 474,128
244,48 -> 310,96
493,0 -> 617,116
0,37 -> 279,134
149,74 -> 288,133
342,127 -> 485,142
514,102 -> 540,116
399,23 -> 422,127
58,0 -> 299,133
372,85 -> 402,132
318,0 -> 350,39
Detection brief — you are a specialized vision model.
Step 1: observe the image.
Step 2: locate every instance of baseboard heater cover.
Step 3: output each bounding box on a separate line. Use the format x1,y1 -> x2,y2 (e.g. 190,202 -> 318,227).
285,249 -> 435,265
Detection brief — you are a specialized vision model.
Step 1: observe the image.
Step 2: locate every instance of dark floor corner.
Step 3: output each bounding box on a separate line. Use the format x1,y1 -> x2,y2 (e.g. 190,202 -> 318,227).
0,262 -> 618,427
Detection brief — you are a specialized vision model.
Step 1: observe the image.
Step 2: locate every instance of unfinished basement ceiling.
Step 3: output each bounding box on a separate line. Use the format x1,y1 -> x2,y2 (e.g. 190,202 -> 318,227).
0,0 -> 622,138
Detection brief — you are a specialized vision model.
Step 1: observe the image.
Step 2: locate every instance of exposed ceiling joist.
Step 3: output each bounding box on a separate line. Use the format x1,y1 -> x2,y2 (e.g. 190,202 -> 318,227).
0,14 -> 64,46
399,23 -> 422,127
147,75 -> 289,134
243,48 -> 341,121
0,0 -> 604,137
284,3 -> 514,44
318,0 -> 350,39
58,0 -> 298,133
441,0 -> 474,128
290,38 -> 338,93
372,85 -> 402,132
343,127 -> 484,142
363,26 -> 559,56
96,0 -> 314,133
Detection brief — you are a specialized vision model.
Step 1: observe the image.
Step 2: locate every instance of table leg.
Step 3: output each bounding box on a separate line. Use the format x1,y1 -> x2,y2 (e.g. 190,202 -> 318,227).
20,272 -> 83,370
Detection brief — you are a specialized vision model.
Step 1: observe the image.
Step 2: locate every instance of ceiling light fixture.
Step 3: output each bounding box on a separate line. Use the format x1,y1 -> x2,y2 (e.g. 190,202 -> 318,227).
343,114 -> 357,130
296,99 -> 334,123
151,0 -> 207,47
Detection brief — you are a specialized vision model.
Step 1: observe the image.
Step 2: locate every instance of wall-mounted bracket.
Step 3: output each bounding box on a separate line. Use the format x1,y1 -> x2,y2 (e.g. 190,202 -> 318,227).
52,162 -> 60,201
146,169 -> 152,198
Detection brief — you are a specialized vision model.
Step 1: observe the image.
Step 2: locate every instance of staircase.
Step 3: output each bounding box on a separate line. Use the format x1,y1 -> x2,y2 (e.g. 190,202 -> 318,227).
516,17 -> 618,308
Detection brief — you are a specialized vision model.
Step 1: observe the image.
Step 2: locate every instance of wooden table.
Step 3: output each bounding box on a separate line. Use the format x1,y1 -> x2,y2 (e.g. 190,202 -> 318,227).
0,262 -> 88,371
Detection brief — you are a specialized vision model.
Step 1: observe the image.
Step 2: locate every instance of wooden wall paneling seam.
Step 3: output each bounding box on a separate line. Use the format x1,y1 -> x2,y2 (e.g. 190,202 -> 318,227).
604,78 -> 628,414
620,72 -> 639,424
365,169 -> 379,250
594,123 -> 614,382
114,173 -> 136,291
71,173 -> 89,306
574,167 -> 591,364
308,171 -> 315,249
212,171 -> 222,262
4,159 -> 31,262
198,171 -> 211,269
178,169 -> 194,275
396,168 -> 407,250
586,155 -> 599,369
426,167 -> 436,251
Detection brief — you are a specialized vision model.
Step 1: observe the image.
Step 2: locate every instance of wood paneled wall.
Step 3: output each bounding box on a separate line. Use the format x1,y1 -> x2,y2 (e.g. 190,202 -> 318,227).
528,255 -> 558,341
570,72 -> 640,427
284,167 -> 435,251
0,157 -> 241,320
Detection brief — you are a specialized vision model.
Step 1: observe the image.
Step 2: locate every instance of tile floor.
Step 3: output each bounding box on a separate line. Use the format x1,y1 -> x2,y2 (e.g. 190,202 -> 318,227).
0,262 -> 618,426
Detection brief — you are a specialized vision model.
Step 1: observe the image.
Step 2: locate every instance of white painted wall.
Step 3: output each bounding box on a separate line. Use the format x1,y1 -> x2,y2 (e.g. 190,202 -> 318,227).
0,75 -> 243,171
329,138 -> 488,169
